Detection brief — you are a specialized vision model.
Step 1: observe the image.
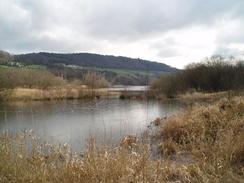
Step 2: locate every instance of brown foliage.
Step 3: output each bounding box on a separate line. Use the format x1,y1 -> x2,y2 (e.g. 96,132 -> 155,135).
151,56 -> 244,98
0,68 -> 66,90
83,71 -> 109,89
154,97 -> 244,181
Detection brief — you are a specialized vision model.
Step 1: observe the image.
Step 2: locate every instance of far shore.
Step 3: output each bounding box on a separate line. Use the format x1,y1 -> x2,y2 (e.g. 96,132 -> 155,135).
0,86 -> 153,101
0,87 -> 115,101
1,86 -> 243,103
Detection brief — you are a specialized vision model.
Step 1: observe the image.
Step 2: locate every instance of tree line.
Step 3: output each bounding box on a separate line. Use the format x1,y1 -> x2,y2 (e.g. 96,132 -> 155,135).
151,56 -> 244,97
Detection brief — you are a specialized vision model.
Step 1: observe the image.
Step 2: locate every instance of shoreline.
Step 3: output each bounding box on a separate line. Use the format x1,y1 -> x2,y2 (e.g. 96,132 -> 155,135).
0,87 -> 150,101
151,90 -> 244,104
0,87 -> 118,101
1,87 -> 243,102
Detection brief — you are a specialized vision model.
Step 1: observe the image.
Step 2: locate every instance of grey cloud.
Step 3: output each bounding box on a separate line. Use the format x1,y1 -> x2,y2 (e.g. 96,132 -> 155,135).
214,20 -> 244,57
2,34 -> 100,54
78,0 -> 244,40
0,0 -> 244,58
150,38 -> 180,58
214,46 -> 244,57
216,21 -> 244,45
157,48 -> 180,58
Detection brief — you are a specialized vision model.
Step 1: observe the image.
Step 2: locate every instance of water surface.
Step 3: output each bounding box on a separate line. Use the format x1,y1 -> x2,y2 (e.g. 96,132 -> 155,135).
0,98 -> 181,150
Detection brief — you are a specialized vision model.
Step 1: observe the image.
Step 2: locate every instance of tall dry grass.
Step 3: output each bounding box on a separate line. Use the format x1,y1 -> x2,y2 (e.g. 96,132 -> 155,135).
83,72 -> 110,89
0,87 -> 110,101
0,68 -> 66,90
0,97 -> 243,182
153,96 -> 244,182
0,132 -> 201,183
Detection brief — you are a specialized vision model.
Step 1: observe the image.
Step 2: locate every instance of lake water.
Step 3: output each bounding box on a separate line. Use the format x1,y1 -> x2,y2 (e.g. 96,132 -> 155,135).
0,98 -> 182,150
108,85 -> 149,92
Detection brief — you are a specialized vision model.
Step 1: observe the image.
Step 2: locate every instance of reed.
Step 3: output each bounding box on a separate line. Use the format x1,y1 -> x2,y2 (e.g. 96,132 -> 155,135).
0,132 -> 204,183
152,96 -> 244,182
0,87 -> 111,101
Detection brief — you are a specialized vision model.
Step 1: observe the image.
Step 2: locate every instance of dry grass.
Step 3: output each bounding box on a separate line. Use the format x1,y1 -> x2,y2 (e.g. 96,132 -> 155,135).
0,68 -> 66,90
0,132 -> 202,183
0,97 -> 243,182
177,91 -> 243,104
0,87 -> 112,101
154,96 -> 244,182
0,87 -> 147,101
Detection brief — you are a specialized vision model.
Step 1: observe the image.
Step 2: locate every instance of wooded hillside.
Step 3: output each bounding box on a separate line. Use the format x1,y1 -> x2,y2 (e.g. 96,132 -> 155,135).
15,52 -> 177,72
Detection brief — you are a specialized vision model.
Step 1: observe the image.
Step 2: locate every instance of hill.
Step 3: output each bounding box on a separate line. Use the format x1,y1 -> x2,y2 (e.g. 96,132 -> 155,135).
0,51 -> 177,85
14,52 -> 177,72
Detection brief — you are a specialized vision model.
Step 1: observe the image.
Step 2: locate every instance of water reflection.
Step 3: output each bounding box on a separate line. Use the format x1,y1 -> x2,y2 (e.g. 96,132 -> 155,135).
0,99 -> 182,150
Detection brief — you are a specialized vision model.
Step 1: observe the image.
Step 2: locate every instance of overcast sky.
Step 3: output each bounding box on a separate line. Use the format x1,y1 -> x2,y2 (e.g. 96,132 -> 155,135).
0,0 -> 244,68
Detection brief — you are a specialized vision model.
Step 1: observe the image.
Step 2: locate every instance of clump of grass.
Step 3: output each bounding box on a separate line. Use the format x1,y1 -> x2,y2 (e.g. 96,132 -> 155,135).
0,132 -> 201,183
155,97 -> 244,181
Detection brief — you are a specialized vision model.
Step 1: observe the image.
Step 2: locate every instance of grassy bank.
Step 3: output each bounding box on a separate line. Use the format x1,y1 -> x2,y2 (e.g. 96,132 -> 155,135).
149,89 -> 244,105
0,87 -> 113,101
0,97 -> 243,182
0,67 -> 112,101
177,90 -> 244,105
151,96 -> 244,182
0,86 -> 149,101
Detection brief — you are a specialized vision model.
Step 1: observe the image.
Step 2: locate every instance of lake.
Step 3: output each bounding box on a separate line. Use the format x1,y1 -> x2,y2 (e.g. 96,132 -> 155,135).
108,85 -> 149,92
0,98 -> 182,150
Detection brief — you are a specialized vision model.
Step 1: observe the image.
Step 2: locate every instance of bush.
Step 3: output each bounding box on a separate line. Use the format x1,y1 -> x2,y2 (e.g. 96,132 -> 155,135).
83,71 -> 109,88
184,57 -> 244,91
0,68 -> 66,90
150,73 -> 186,98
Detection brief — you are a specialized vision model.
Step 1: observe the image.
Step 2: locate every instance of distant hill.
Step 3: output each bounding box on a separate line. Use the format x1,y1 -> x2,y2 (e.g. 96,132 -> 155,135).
6,52 -> 178,85
14,52 -> 177,72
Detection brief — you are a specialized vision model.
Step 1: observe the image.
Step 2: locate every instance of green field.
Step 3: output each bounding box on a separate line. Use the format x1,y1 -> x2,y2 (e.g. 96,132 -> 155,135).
0,65 -> 11,70
84,66 -> 165,76
25,64 -> 47,70
0,64 -> 46,70
52,63 -> 166,76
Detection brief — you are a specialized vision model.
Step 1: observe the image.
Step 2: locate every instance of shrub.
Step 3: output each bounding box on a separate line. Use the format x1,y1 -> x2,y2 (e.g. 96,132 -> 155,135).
0,68 -> 66,90
83,71 -> 109,88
